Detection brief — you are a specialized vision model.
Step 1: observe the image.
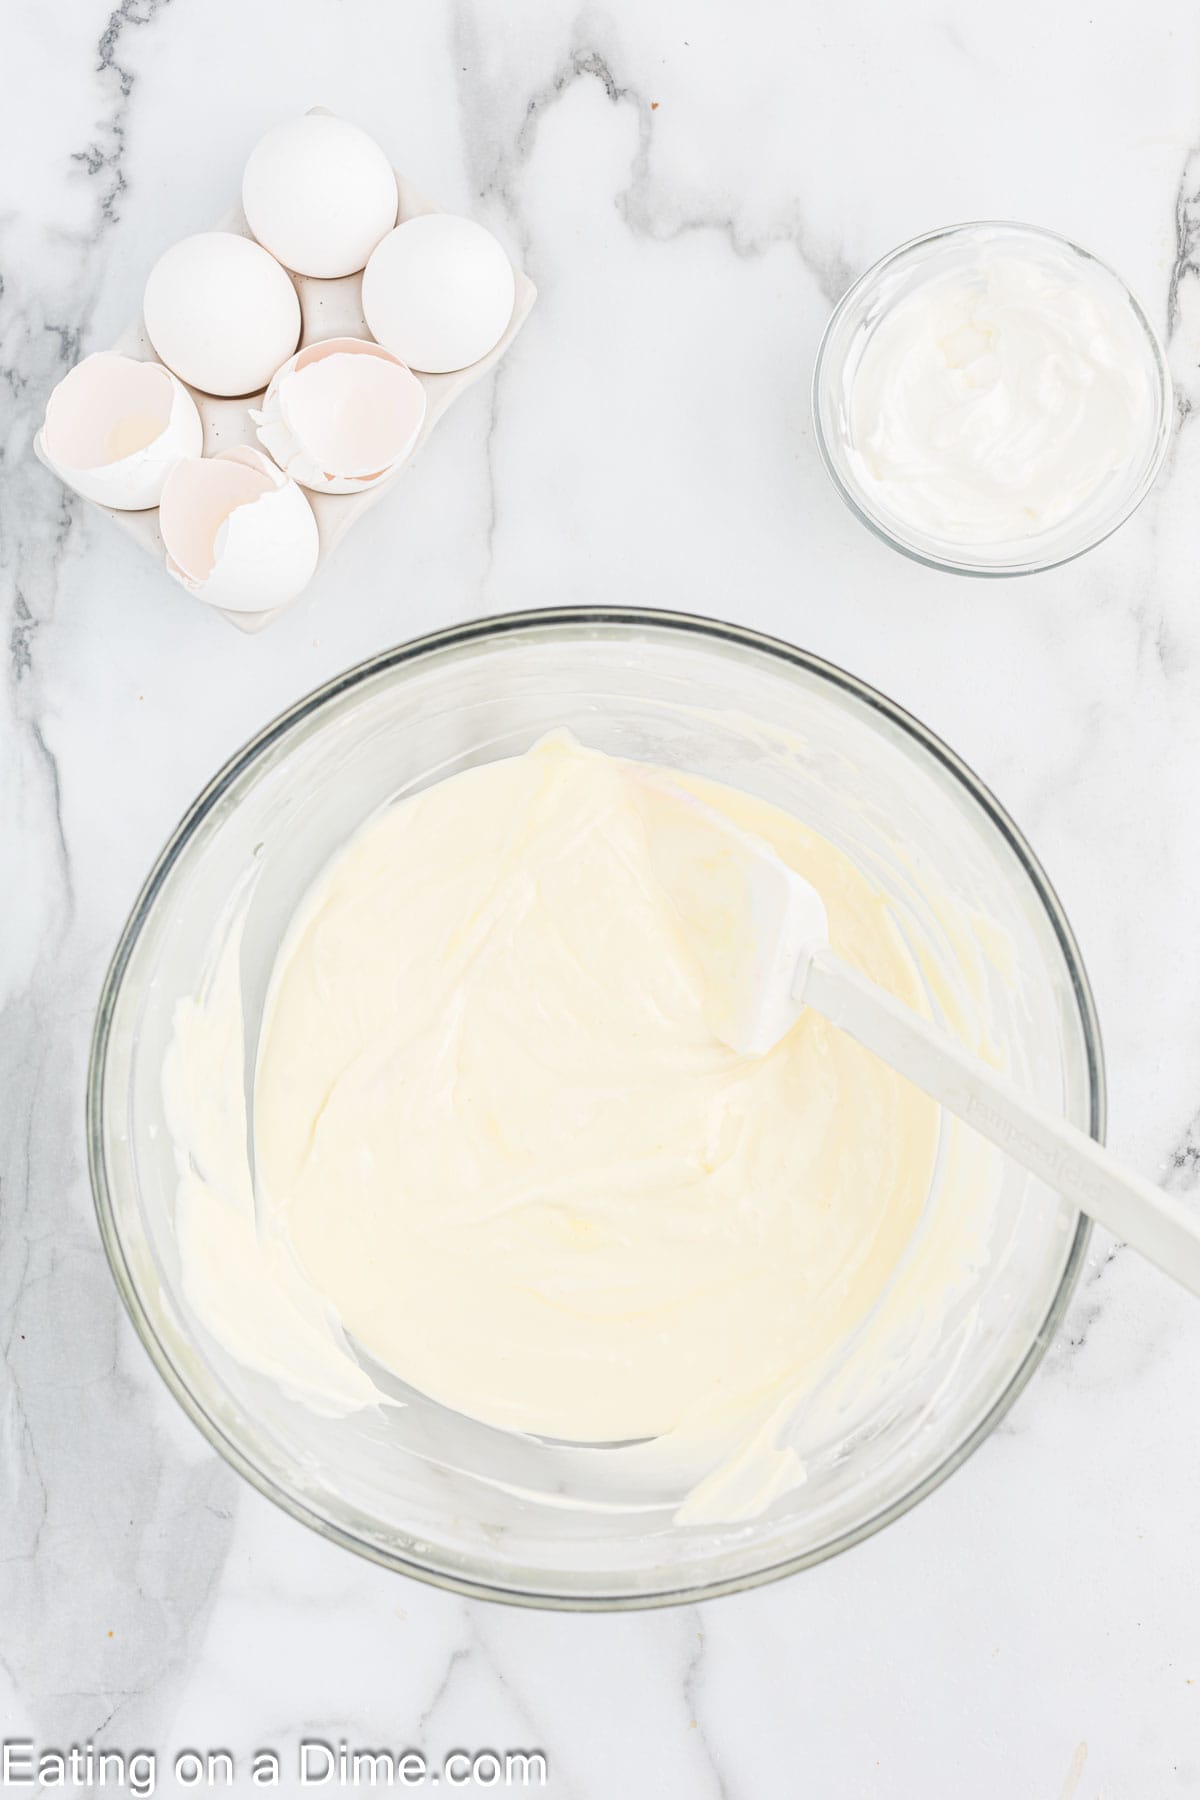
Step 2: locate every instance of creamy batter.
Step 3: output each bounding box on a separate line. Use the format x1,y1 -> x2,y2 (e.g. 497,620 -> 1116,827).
168,734 -> 941,1508
847,237 -> 1157,546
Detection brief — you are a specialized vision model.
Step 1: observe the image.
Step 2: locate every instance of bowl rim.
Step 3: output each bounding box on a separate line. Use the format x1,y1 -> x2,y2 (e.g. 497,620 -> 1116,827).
86,604 -> 1102,1609
811,218 -> 1174,577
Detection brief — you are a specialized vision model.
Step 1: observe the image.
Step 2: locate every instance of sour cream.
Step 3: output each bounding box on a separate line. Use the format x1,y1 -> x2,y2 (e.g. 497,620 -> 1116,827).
838,229 -> 1164,553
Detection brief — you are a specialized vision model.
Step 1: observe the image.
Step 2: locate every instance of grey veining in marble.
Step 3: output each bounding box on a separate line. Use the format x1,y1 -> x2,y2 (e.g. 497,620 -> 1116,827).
4,2 -> 1200,1795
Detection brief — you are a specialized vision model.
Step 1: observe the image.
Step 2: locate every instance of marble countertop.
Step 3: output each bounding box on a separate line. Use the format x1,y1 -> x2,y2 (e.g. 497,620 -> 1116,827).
4,2 -> 1200,1795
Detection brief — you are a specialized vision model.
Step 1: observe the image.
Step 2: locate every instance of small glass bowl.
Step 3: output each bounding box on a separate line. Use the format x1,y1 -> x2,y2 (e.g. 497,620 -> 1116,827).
812,221 -> 1173,577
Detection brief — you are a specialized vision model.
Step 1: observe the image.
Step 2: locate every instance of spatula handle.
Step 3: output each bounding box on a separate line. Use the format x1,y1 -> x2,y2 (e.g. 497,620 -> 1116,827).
804,949 -> 1200,1299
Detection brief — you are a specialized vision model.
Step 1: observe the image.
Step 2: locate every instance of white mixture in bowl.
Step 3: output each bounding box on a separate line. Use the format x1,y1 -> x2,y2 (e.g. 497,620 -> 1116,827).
165,733 -> 944,1517
845,234 -> 1161,549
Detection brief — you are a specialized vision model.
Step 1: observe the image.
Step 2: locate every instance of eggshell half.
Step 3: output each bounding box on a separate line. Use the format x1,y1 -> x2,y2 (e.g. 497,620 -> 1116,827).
242,112 -> 398,279
36,353 -> 203,510
362,213 -> 516,374
159,446 -> 319,613
143,233 -> 301,397
251,337 -> 427,493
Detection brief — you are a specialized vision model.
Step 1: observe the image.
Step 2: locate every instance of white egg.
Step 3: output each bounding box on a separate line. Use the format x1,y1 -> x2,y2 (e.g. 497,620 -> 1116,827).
242,111 -> 398,279
36,352 -> 203,510
362,214 -> 516,374
143,233 -> 301,397
159,446 -> 319,613
251,337 -> 426,493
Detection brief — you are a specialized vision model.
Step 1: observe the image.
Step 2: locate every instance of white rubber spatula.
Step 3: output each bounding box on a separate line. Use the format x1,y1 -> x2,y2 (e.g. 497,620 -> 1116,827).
634,773 -> 1200,1300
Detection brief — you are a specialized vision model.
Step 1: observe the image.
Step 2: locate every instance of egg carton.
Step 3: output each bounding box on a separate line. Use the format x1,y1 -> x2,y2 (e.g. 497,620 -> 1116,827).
60,173 -> 536,632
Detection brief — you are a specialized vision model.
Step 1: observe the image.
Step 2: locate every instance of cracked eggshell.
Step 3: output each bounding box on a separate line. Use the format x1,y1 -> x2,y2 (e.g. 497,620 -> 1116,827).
36,353 -> 203,510
250,337 -> 427,494
143,233 -> 301,397
159,446 -> 319,614
362,213 -> 516,374
242,112 -> 398,279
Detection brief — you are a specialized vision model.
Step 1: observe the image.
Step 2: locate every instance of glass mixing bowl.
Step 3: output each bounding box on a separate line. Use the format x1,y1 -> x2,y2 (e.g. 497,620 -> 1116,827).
88,608 -> 1101,1608
812,221 -> 1172,576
